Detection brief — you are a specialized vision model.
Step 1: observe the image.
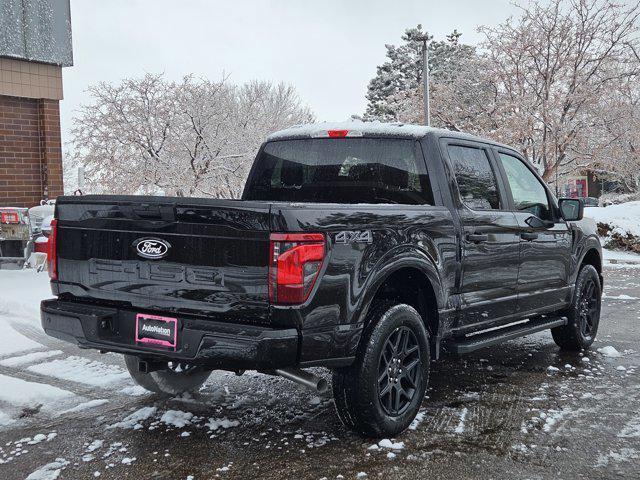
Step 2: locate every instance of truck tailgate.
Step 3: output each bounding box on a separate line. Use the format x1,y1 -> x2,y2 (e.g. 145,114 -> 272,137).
54,196 -> 272,324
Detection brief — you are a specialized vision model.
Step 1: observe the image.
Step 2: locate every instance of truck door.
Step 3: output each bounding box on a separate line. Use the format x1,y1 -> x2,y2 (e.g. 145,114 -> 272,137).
493,151 -> 572,313
444,141 -> 521,329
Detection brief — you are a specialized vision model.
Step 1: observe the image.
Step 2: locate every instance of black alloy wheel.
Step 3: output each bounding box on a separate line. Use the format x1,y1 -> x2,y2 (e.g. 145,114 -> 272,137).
577,278 -> 599,338
377,326 -> 422,416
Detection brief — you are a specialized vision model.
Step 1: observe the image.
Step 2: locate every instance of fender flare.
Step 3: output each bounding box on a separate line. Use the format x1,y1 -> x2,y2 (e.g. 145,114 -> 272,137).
354,245 -> 445,328
574,237 -> 603,283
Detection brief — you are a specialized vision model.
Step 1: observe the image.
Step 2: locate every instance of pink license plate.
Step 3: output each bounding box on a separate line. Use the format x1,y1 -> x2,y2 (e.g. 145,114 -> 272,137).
135,313 -> 178,350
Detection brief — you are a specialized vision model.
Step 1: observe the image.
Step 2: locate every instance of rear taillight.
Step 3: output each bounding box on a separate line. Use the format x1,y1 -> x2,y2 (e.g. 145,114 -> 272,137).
48,219 -> 58,280
1,211 -> 19,224
269,233 -> 325,305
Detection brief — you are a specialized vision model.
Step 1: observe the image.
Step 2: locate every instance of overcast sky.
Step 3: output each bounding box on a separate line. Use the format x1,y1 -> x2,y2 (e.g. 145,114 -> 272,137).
61,0 -> 522,144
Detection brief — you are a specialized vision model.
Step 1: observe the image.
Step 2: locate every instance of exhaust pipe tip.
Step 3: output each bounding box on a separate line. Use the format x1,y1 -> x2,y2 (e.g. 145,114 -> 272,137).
316,377 -> 329,394
275,367 -> 328,393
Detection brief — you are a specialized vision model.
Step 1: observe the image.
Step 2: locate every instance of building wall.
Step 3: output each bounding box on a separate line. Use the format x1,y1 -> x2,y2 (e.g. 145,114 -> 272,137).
0,57 -> 63,100
0,94 -> 63,207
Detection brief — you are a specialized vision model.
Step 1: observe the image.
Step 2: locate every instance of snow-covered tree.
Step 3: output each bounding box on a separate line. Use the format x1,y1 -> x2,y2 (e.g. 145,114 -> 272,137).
364,26 -> 480,123
479,0 -> 640,183
71,74 -> 314,198
365,3 -> 640,190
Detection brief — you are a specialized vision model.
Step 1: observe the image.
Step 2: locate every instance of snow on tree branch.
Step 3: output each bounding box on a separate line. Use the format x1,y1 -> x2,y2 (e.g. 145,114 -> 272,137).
70,74 -> 314,198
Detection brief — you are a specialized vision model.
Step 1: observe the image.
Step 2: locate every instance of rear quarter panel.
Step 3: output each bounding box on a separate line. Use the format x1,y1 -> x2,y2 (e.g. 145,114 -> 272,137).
271,203 -> 458,364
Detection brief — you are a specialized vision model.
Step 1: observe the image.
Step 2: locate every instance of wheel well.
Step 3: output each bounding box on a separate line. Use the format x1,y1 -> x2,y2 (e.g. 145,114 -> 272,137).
369,267 -> 439,338
581,248 -> 603,283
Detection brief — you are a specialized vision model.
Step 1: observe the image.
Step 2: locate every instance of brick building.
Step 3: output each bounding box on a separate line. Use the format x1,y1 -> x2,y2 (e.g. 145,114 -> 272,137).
0,0 -> 73,208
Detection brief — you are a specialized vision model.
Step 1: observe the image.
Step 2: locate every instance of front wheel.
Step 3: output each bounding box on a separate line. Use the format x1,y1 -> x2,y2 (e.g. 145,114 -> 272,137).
124,355 -> 211,395
332,302 -> 430,437
552,264 -> 602,351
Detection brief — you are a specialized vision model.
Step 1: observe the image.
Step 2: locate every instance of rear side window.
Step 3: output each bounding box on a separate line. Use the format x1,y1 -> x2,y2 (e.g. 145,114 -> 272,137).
448,145 -> 501,210
244,138 -> 434,205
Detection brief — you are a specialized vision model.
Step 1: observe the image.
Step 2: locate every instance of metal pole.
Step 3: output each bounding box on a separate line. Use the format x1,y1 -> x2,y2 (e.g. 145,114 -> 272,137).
423,39 -> 430,126
416,35 -> 431,126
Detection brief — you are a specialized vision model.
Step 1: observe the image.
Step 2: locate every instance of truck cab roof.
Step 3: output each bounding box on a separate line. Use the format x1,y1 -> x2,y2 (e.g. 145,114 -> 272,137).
267,120 -> 497,145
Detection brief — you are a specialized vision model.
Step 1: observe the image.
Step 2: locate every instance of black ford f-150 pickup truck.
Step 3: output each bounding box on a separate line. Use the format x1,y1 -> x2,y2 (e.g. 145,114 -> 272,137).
41,122 -> 602,437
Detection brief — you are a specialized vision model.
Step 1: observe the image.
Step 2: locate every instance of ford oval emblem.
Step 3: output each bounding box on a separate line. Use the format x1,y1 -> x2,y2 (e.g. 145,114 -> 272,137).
134,238 -> 171,259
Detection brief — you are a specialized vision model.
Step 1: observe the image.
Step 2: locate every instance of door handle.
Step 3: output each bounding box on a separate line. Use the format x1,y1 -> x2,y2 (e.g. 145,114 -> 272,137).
521,232 -> 539,241
466,232 -> 489,243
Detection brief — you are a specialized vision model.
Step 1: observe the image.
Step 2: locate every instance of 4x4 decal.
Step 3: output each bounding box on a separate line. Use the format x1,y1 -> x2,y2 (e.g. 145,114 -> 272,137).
335,230 -> 373,245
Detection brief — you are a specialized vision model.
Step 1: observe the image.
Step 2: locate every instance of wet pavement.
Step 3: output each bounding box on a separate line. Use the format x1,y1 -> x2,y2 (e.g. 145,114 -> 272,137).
1,265 -> 639,479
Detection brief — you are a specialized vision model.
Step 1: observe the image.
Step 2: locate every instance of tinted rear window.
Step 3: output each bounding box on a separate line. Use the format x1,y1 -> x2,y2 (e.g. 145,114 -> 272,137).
243,138 -> 433,205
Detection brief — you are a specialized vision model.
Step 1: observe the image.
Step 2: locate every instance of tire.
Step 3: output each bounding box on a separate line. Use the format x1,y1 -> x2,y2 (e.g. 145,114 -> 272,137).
124,355 -> 211,395
552,264 -> 602,351
332,302 -> 430,438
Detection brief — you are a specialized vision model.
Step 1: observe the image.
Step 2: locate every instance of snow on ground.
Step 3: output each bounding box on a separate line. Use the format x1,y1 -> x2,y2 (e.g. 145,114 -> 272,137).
0,375 -> 77,413
25,458 -> 69,480
0,350 -> 62,367
28,356 -> 130,387
619,417 -> 640,438
597,346 -> 623,358
585,202 -> 640,237
0,329 -> 43,357
0,270 -> 52,355
0,270 -> 141,429
602,248 -> 640,263
59,399 -> 109,415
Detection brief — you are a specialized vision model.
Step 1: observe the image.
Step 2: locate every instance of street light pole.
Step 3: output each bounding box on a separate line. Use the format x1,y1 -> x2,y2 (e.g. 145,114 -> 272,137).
416,35 -> 430,126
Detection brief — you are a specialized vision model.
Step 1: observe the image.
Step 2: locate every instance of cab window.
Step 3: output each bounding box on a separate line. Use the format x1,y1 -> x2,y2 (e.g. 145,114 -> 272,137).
497,153 -> 552,220
448,145 -> 501,210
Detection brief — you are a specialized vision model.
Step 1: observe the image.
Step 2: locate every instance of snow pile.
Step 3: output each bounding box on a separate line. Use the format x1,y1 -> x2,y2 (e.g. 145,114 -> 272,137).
85,440 -> 104,453
107,407 -> 157,429
25,458 -> 69,480
597,346 -> 623,358
205,417 -> 240,431
586,202 -> 640,253
160,410 -> 193,428
377,439 -> 405,450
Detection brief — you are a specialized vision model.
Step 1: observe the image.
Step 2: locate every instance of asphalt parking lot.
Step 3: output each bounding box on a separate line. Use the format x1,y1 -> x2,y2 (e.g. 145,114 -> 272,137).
1,264 -> 639,480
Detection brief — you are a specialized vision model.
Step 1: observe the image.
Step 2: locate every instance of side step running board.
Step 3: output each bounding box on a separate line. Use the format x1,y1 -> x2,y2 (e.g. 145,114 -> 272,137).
445,316 -> 568,354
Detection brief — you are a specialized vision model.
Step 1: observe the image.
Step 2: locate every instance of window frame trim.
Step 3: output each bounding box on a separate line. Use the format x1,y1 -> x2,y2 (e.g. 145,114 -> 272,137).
440,138 -> 510,213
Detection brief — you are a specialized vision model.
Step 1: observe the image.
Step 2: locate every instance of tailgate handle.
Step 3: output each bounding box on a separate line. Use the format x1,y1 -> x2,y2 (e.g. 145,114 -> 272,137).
133,206 -> 162,219
123,204 -> 175,221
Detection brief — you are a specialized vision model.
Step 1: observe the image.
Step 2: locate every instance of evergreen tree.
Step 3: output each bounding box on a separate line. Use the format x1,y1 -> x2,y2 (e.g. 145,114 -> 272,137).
364,26 -> 477,121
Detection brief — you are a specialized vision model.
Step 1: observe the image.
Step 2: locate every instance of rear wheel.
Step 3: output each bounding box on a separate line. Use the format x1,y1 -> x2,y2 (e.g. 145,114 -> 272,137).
124,355 -> 211,395
332,302 -> 430,437
552,264 -> 601,351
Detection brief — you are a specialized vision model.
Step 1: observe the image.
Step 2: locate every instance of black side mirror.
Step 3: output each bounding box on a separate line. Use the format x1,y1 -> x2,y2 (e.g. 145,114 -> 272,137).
558,198 -> 584,221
